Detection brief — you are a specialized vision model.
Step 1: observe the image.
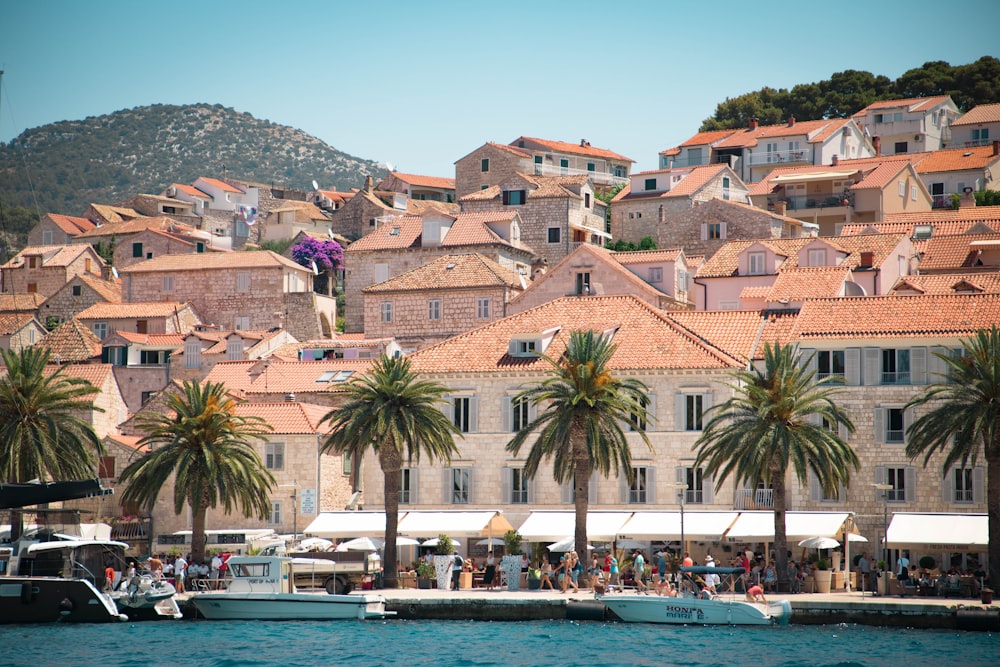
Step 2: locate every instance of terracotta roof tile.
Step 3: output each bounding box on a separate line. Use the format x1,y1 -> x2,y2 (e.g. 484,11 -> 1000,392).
55,363 -> 113,387
73,216 -> 199,239
47,214 -> 96,235
196,177 -> 244,194
106,434 -> 149,452
204,359 -> 372,395
87,204 -> 141,223
839,220 -> 1000,237
916,233 -> 1000,271
0,293 -> 46,312
739,285 -> 772,300
0,313 -> 38,335
952,103 -> 1000,126
890,273 -> 1000,295
76,301 -> 192,320
345,212 -> 528,254
619,164 -> 730,201
2,244 -> 100,269
913,145 -> 1000,173
75,274 -> 123,303
853,95 -> 953,116
38,319 -> 102,362
668,309 -> 768,363
883,206 -> 1000,226
792,293 -> 1000,340
386,172 -> 456,189
234,401 -> 332,434
674,129 -> 738,149
510,136 -> 634,163
712,119 -> 844,149
610,248 -> 684,264
344,215 -> 423,251
170,183 -> 211,199
409,295 -> 743,374
120,250 -> 305,273
483,141 -> 532,158
112,331 -> 186,346
363,253 -> 522,293
764,265 -> 852,302
316,189 -> 356,205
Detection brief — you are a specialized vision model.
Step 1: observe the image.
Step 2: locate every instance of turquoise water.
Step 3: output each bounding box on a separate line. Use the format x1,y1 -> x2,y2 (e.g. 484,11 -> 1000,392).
1,620 -> 996,667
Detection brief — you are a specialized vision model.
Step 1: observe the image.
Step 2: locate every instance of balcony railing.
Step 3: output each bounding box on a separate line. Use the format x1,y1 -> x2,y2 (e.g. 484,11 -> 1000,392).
747,150 -> 809,167
962,139 -> 992,148
881,371 -> 910,385
533,163 -> 628,186
767,192 -> 854,211
734,488 -> 773,510
109,517 -> 152,542
932,194 -> 957,209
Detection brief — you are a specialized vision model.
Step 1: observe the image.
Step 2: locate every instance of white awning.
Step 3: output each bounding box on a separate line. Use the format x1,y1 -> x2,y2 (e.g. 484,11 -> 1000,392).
568,221 -> 612,239
396,510 -> 513,538
724,511 -> 850,542
770,170 -> 858,184
303,511 -> 393,539
618,511 -> 739,541
516,510 -> 633,542
887,512 -> 988,549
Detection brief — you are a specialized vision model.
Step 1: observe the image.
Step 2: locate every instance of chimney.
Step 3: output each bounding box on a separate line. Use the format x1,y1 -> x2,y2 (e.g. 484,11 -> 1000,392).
364,174 -> 374,192
993,139 -> 999,156
749,116 -> 759,131
872,136 -> 881,156
859,251 -> 874,269
774,200 -> 787,216
580,139 -> 591,147
787,114 -> 796,127
831,155 -> 839,166
959,187 -> 977,209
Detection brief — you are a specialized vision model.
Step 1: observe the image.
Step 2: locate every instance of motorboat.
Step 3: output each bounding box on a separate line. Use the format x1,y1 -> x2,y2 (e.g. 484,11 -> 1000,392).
598,566 -> 791,626
190,555 -> 393,621
111,573 -> 183,620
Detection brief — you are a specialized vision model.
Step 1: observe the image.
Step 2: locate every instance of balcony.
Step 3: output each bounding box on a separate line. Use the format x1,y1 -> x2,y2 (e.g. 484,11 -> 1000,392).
932,194 -> 957,209
767,192 -> 854,211
109,516 -> 152,543
734,488 -> 773,510
881,371 -> 910,385
533,163 -> 628,186
748,150 -> 809,167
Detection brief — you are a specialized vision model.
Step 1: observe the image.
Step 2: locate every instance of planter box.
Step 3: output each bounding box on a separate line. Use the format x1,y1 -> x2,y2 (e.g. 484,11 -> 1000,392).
814,570 -> 832,594
832,571 -> 845,590
400,573 -> 417,589
459,571 -> 473,590
418,577 -> 433,589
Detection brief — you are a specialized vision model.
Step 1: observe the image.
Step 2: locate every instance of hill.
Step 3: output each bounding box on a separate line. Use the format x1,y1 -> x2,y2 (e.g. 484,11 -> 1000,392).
0,103 -> 387,218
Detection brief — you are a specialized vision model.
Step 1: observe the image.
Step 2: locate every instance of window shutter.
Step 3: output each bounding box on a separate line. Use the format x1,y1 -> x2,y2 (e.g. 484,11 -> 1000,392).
467,467 -> 476,504
469,396 -> 479,433
911,347 -> 927,385
590,471 -> 599,504
863,347 -> 880,385
700,224 -> 708,241
799,348 -> 816,373
527,476 -> 536,504
675,393 -> 685,430
973,467 -> 986,504
502,396 -> 512,433
674,466 -> 686,502
646,467 -> 657,504
929,346 -> 949,382
647,393 -> 657,431
442,467 -> 453,504
528,399 -> 537,423
875,465 -> 887,486
941,468 -> 953,504
502,190 -> 510,205
719,222 -> 727,239
904,467 -> 917,502
619,472 -> 629,504
838,421 -> 849,441
443,395 -> 454,423
903,408 -> 913,442
561,481 -> 573,504
873,408 -> 885,444
809,470 -> 821,502
410,468 -> 419,505
501,467 -> 512,504
703,472 -> 714,505
845,348 -> 861,385
702,391 -> 713,417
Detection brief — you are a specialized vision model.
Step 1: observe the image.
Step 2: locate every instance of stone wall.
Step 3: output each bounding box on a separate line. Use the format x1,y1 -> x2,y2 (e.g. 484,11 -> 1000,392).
112,365 -> 172,415
455,145 -> 529,200
329,195 -> 393,242
3,258 -> 101,299
113,232 -> 202,269
39,281 -> 113,328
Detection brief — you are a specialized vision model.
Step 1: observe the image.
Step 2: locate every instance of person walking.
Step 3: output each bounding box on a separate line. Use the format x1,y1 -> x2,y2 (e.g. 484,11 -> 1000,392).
858,552 -> 872,595
633,551 -> 647,593
568,551 -> 581,593
174,554 -> 188,594
451,550 -> 463,591
609,555 -> 620,592
483,552 -> 497,591
896,552 -> 911,597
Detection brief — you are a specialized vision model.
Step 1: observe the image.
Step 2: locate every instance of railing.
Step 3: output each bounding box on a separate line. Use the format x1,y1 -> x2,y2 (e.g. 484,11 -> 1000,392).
532,163 -> 628,186
747,150 -> 808,166
733,488 -> 773,509
662,154 -> 739,170
963,139 -> 992,147
767,192 -> 854,211
111,517 -> 152,542
932,194 -> 957,209
886,430 -> 905,444
881,371 -> 910,385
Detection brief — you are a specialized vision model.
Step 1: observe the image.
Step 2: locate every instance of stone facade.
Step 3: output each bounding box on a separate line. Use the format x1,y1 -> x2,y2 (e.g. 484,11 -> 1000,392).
0,317 -> 45,352
112,229 -> 207,269
455,143 -> 532,200
28,214 -> 93,246
38,275 -> 121,330
77,303 -> 201,339
1,245 -> 106,299
328,188 -> 396,241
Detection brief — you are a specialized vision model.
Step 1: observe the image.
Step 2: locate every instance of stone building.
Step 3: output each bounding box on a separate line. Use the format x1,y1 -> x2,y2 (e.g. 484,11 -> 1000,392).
119,251 -> 333,341
0,245 -> 106,299
55,363 -> 129,438
0,314 -> 45,352
75,301 -> 202,340
171,327 -> 298,383
362,253 -> 524,352
28,213 -> 95,246
378,172 -> 456,203
99,332 -> 185,413
343,210 -> 535,334
38,273 -> 122,330
109,227 -> 225,270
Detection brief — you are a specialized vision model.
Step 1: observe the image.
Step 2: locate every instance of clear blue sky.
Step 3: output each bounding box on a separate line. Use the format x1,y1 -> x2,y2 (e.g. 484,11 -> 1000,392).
2,0 -> 998,180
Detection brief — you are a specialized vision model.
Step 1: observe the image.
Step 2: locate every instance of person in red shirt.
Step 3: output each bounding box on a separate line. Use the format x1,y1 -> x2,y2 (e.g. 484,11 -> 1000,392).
746,584 -> 767,603
104,566 -> 115,591
682,552 -> 694,567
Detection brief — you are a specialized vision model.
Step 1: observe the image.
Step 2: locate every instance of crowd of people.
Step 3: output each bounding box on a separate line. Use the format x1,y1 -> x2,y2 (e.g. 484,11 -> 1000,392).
105,551 -> 233,593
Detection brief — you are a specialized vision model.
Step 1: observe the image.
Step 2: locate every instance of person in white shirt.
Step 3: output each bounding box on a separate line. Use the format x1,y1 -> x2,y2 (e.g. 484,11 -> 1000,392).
174,555 -> 188,593
211,553 -> 223,581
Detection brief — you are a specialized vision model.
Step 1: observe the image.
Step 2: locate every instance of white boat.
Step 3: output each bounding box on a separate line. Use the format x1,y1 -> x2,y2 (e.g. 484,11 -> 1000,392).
598,566 -> 791,626
111,574 -> 183,620
190,556 -> 393,621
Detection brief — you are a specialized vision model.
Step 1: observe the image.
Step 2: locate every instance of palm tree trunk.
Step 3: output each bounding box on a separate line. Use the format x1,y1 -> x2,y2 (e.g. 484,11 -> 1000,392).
380,439 -> 401,589
772,471 -> 790,593
572,424 -> 591,556
988,452 -> 1000,588
191,500 -> 208,563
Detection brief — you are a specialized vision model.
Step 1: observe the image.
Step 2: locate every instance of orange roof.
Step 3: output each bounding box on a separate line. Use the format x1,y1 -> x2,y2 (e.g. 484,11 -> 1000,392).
73,216 -> 199,239
853,95 -> 954,116
55,363 -> 114,388
234,402 -> 332,434
74,274 -> 123,303
610,248 -> 684,264
120,250 -> 305,273
913,145 -> 1000,173
792,293 -> 1000,340
363,253 -> 522,293
510,136 -> 634,163
112,331 -> 186,347
345,211 -> 527,254
204,359 -> 373,395
76,301 -> 192,320
317,189 -> 356,205
106,434 -> 149,453
620,164 -> 731,201
196,177 -> 244,194
668,309 -> 770,363
952,103 -> 1000,126
890,273 -> 1000,295
713,119 -> 843,149
839,219 -> 1000,237
916,233 -> 1000,271
171,183 -> 211,199
675,129 -> 739,149
0,293 -> 46,312
388,172 -> 456,189
764,266 -> 852,302
409,295 -> 743,374
883,206 -> 1000,226
2,244 -> 100,269
746,158 -> 913,196
0,313 -> 39,335
47,214 -> 96,235
37,319 -> 102,362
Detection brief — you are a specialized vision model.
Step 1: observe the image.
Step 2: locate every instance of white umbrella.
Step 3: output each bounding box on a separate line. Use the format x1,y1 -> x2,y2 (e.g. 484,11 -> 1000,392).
395,536 -> 421,546
420,537 -> 461,548
798,536 -> 841,550
335,536 -> 384,551
846,533 -> 869,543
547,537 -> 593,552
291,537 -> 333,552
476,537 -> 504,546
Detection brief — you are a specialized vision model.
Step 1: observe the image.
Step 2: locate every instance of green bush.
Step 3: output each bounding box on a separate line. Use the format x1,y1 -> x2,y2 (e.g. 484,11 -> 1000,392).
919,556 -> 936,570
435,534 -> 453,555
504,529 -> 523,556
817,558 -> 830,571
417,561 -> 435,578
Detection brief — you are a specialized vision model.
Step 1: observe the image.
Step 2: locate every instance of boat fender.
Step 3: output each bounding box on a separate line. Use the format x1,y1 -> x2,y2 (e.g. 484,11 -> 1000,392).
20,582 -> 34,604
566,600 -> 606,622
58,597 -> 75,616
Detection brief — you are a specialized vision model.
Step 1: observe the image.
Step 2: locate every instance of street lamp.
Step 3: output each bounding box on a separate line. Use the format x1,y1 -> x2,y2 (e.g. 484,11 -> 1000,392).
281,482 -> 299,544
873,483 -> 892,595
671,482 -> 688,560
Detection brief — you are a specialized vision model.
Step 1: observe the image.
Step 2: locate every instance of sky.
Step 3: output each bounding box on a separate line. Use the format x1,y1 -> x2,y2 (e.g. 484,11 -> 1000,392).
2,0 -> 999,181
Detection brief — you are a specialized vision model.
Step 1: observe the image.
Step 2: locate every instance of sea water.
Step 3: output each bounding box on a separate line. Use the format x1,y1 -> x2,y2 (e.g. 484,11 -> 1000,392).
1,620 -> 996,667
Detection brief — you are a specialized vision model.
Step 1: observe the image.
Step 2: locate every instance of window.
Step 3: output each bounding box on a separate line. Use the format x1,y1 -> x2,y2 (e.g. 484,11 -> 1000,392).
72,285 -> 82,296
504,467 -> 530,504
948,467 -> 984,504
132,242 -> 143,258
624,466 -> 654,504
265,442 -> 284,470
679,393 -> 708,431
481,158 -> 489,172
972,128 -> 990,144
707,223 -> 721,240
502,190 -> 525,205
649,267 -> 663,283
428,299 -> 441,321
374,262 -> 389,283
42,230 -> 53,244
136,320 -> 148,334
629,393 -> 652,432
513,340 -> 536,355
452,395 -> 477,433
477,297 -> 490,319
644,178 -> 657,191
547,227 -> 561,244
509,395 -> 534,432
184,340 -> 201,369
575,272 -> 591,295
196,242 -> 205,253
448,468 -> 470,504
139,350 -> 168,365
534,155 -> 543,173
27,256 -> 38,269
587,162 -> 595,172
140,391 -> 154,406
98,456 -> 115,479
677,466 -> 711,504
895,141 -> 908,154
236,271 -> 251,292
881,348 -> 910,384
26,283 -> 37,293
235,221 -> 249,237
93,322 -> 108,339
270,501 -> 282,525
584,193 -> 591,208
559,158 -> 568,174
910,185 -> 918,201
748,251 -> 765,275
380,302 -> 393,323
688,147 -> 702,165
342,450 -> 353,475
230,316 -> 247,331
876,466 -> 914,502
102,346 -> 126,366
955,468 -> 973,503
400,468 -> 417,504
808,248 -> 827,267
817,350 -> 845,380
162,276 -> 174,293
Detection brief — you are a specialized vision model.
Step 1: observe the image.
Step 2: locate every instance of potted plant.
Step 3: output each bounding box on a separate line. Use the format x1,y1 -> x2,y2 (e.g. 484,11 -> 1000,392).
813,558 -> 832,594
919,556 -> 936,571
501,530 -> 523,591
527,566 -> 541,590
432,534 -> 454,591
417,561 -> 435,589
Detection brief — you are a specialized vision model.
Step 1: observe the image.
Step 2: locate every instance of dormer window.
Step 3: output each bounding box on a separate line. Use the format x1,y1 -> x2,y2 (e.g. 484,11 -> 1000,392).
508,327 -> 560,358
808,249 -> 828,267
502,190 -> 525,205
748,252 -> 766,275
644,178 -> 657,191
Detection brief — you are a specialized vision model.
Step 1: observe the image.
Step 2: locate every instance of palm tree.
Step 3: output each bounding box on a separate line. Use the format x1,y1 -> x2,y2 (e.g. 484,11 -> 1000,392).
0,346 -> 103,484
693,342 -> 858,592
118,381 -> 275,562
905,327 -> 1000,587
506,330 -> 652,556
320,354 -> 460,588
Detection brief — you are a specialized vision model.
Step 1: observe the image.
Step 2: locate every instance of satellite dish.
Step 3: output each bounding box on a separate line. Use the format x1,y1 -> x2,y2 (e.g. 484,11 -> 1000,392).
312,180 -> 319,191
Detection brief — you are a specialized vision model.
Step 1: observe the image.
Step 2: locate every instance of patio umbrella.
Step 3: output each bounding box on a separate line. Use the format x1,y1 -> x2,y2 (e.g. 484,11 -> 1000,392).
335,536 -> 384,551
395,536 -> 421,546
846,533 -> 869,543
420,537 -> 461,548
547,537 -> 593,552
798,536 -> 841,550
476,537 -> 504,546
291,537 -> 334,552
